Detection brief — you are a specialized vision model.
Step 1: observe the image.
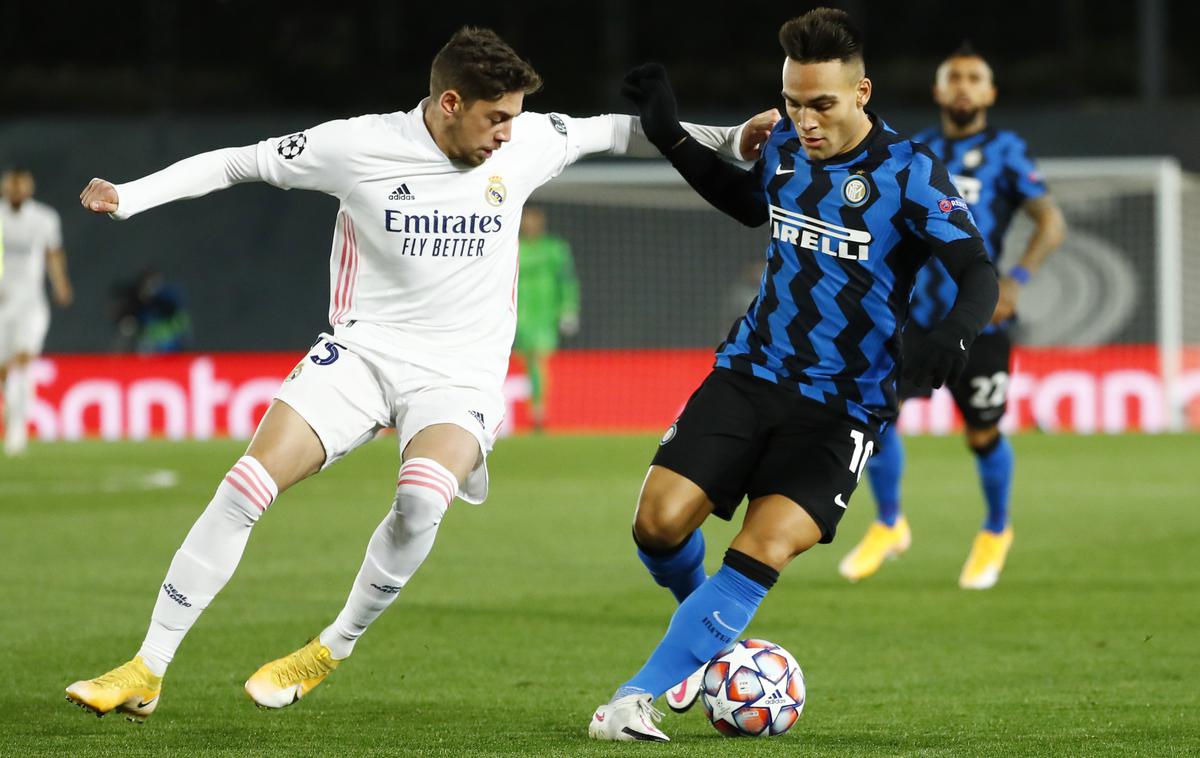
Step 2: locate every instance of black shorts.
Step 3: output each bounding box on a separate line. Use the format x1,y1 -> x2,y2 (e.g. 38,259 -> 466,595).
651,368 -> 879,544
898,328 -> 1012,428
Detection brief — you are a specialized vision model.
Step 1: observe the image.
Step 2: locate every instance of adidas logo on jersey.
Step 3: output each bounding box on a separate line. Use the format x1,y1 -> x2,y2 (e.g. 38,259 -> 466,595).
468,410 -> 485,428
388,183 -> 415,201
769,205 -> 872,261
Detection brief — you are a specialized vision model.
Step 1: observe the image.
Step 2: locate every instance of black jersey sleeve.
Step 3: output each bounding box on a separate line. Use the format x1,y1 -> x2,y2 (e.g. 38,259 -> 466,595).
662,137 -> 768,227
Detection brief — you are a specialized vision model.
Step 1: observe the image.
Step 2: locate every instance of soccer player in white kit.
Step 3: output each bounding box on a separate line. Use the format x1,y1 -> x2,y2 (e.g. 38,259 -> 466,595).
0,168 -> 74,457
65,27 -> 778,722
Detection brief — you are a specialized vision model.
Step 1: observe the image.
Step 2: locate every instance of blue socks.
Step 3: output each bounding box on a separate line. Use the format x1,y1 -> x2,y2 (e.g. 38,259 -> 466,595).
617,550 -> 776,700
973,435 -> 1014,533
866,423 -> 904,526
636,528 -> 707,603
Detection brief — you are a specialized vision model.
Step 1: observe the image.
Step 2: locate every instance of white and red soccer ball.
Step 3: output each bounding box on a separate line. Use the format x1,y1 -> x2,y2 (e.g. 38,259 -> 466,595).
700,638 -> 805,737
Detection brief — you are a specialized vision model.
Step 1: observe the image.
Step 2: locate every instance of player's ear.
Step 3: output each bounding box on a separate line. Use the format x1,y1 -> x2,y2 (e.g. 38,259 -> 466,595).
856,77 -> 872,108
438,90 -> 464,118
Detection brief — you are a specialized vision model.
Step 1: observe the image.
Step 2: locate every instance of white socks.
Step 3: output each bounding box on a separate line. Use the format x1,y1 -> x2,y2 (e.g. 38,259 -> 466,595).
3,364 -> 29,455
138,456 -> 278,676
318,458 -> 457,660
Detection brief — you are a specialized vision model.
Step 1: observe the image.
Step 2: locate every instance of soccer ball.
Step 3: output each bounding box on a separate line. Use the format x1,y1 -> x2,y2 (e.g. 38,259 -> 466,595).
700,638 -> 805,737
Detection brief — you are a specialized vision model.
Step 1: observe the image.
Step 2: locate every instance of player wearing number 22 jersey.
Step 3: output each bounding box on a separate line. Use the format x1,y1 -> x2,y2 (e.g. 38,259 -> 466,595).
844,46 -> 1065,591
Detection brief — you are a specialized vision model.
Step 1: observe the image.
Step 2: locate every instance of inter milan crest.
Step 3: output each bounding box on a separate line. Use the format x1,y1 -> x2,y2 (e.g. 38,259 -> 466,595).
660,423 -> 677,445
963,148 -> 983,169
841,175 -> 870,207
277,132 -> 307,160
485,176 -> 507,206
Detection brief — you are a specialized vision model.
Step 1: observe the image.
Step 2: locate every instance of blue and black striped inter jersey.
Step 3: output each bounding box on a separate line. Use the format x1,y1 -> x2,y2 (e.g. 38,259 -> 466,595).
908,127 -> 1047,331
715,114 -> 983,426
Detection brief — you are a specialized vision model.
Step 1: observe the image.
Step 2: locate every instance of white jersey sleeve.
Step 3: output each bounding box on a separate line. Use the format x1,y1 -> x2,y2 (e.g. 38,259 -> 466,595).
110,118 -> 364,220
570,114 -> 747,162
498,112 -> 749,190
253,118 -> 366,197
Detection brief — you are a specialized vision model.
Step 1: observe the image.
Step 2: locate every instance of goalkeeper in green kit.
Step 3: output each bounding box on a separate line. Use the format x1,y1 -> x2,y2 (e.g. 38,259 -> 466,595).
514,206 -> 579,431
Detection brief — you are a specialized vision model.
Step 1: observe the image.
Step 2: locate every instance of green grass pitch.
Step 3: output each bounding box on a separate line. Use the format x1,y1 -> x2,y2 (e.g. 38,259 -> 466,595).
1,433 -> 1197,757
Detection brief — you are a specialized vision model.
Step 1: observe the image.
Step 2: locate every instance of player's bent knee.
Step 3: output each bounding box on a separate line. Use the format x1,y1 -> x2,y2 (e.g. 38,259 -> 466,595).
392,458 -> 457,539
632,505 -> 693,553
965,425 -> 1000,451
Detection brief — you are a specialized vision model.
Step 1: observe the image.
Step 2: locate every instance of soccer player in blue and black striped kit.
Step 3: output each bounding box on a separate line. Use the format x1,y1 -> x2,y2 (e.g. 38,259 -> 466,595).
589,9 -> 1000,741
839,45 -> 1066,590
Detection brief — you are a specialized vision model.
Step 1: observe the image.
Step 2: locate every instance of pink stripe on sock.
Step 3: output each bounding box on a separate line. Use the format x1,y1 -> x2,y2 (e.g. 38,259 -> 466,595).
403,462 -> 456,491
396,478 -> 453,507
232,461 -> 273,506
224,474 -> 266,512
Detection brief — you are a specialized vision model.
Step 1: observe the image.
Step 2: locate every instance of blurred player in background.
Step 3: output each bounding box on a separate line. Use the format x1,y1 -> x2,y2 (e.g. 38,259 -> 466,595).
110,268 -> 193,353
590,10 -> 998,741
513,205 -> 579,431
64,26 -> 777,722
840,44 -> 1066,590
0,168 -> 73,457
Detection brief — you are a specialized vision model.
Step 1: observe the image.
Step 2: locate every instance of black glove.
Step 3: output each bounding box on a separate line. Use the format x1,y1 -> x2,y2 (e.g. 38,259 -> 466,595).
903,322 -> 972,389
621,63 -> 688,151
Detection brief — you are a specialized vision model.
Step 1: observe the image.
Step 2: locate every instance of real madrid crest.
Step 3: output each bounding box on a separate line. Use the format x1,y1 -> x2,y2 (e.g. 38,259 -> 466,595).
841,175 -> 870,207
963,148 -> 983,169
485,176 -> 507,207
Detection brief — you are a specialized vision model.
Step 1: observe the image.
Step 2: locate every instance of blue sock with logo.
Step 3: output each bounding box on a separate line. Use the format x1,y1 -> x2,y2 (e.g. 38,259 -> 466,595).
636,528 -> 707,604
866,424 -> 904,527
615,549 -> 776,700
974,435 -> 1014,533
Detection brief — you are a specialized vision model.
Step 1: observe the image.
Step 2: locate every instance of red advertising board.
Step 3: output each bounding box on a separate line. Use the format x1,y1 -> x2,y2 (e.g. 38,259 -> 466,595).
11,347 -> 1200,440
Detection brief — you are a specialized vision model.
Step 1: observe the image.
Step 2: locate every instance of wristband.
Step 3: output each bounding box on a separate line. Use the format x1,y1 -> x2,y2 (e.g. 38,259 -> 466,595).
1008,265 -> 1031,286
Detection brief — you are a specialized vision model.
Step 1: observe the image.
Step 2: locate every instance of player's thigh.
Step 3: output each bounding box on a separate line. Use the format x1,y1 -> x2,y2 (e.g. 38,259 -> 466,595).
269,335 -> 392,486
747,400 -> 878,546
650,369 -> 768,523
730,494 -> 824,571
0,303 -> 48,364
396,384 -> 505,505
634,465 -> 715,550
949,331 -> 1012,428
244,400 -> 327,492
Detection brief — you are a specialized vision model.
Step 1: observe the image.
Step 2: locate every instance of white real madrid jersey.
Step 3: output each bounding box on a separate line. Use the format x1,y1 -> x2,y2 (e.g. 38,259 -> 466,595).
0,199 -> 61,308
111,102 -> 746,388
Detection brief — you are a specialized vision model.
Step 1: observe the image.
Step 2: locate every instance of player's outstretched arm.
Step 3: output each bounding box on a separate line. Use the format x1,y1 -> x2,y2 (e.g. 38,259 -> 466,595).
80,146 -> 261,220
80,120 -> 358,220
620,109 -> 780,162
621,63 -> 767,227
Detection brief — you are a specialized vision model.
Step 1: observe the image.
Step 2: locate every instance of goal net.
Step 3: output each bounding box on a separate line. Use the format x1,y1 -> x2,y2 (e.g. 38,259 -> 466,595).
520,157 -> 1194,434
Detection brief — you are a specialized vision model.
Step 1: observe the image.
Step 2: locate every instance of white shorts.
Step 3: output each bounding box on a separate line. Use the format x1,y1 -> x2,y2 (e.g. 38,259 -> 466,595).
274,332 -> 506,504
0,299 -> 50,365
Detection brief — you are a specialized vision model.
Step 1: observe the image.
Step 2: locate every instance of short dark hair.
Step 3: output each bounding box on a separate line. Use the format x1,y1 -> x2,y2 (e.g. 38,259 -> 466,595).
778,8 -> 864,65
429,27 -> 543,103
946,40 -> 986,62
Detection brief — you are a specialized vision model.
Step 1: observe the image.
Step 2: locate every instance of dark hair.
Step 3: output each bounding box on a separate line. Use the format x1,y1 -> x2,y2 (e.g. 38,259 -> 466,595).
429,27 -> 543,103
946,40 -> 986,62
778,8 -> 864,65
